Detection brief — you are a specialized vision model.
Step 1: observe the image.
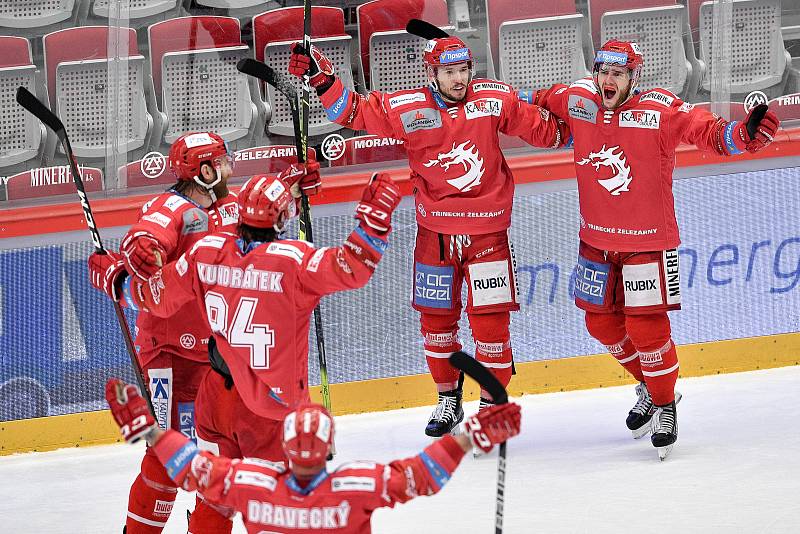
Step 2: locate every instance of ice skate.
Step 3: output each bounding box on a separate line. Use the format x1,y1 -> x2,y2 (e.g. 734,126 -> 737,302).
651,400 -> 678,461
627,383 -> 681,439
425,388 -> 464,437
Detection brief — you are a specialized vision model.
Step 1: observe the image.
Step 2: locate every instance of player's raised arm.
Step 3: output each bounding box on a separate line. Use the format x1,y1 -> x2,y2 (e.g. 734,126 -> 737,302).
288,43 -> 400,137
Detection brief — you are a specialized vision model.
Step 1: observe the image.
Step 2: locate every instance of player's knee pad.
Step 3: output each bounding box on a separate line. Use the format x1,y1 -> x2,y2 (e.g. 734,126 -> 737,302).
421,312 -> 462,386
469,311 -> 513,389
126,452 -> 178,533
189,494 -> 234,534
585,311 -> 642,380
625,313 -> 671,352
584,311 -> 626,346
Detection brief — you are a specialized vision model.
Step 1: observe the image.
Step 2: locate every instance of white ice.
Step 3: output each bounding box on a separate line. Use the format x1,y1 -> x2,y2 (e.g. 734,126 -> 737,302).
2,366 -> 799,534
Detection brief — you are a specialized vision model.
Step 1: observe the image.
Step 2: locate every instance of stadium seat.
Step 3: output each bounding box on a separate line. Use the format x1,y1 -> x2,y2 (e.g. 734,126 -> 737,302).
485,0 -> 592,91
691,0 -> 792,99
0,0 -> 82,38
42,26 -> 153,165
0,36 -> 45,178
253,6 -> 352,138
355,0 -> 450,92
590,0 -> 704,100
147,16 -> 264,148
328,134 -> 407,167
85,0 -> 183,29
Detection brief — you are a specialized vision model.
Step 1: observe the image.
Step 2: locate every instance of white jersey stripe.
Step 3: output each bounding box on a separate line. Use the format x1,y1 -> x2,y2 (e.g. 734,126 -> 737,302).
642,362 -> 680,377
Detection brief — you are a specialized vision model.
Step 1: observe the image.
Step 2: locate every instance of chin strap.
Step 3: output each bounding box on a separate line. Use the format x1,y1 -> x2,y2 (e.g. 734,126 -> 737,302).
193,167 -> 222,204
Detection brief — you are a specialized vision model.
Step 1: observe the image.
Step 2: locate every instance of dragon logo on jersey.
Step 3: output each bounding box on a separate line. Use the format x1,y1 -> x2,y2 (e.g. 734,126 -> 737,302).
423,141 -> 485,192
577,145 -> 632,196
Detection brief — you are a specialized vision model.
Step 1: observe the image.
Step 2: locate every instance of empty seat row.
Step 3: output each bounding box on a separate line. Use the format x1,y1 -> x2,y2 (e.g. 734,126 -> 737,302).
1,0 -> 797,199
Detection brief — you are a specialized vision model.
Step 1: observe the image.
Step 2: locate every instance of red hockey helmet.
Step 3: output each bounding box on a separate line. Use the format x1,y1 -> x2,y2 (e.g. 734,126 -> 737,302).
423,36 -> 473,68
593,40 -> 643,71
282,403 -> 334,468
237,174 -> 296,230
168,132 -> 231,181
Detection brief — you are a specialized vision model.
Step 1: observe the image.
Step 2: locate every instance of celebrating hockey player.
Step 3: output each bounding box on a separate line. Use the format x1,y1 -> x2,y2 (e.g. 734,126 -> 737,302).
88,131 -> 249,532
104,377 -> 522,533
90,169 -> 400,531
520,40 -> 780,459
288,34 -> 569,437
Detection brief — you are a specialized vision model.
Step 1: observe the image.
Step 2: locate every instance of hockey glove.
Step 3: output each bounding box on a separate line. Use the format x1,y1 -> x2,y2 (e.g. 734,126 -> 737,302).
121,231 -> 166,281
463,402 -> 522,454
743,104 -> 779,153
278,152 -> 322,198
288,43 -> 335,93
355,172 -> 401,235
105,378 -> 157,444
88,250 -> 128,301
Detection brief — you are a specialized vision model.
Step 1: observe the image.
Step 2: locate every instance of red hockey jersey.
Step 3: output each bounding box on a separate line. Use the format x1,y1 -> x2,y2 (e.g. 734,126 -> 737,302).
125,191 -> 239,364
319,78 -> 568,235
128,225 -> 388,420
529,80 -> 746,252
152,428 -> 467,533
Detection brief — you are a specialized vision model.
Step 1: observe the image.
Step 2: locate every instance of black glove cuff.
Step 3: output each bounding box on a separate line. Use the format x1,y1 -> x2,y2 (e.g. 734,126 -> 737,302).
315,75 -> 335,96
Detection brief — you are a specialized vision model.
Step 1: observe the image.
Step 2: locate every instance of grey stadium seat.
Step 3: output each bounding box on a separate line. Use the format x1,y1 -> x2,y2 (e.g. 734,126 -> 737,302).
498,14 -> 591,90
43,26 -> 152,161
600,3 -> 704,100
368,26 -> 455,93
160,45 -> 256,145
0,37 -> 45,175
698,0 -> 791,99
263,36 -> 353,137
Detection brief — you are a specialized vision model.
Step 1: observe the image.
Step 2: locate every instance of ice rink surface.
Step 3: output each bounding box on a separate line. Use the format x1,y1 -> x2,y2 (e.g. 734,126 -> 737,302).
2,366 -> 799,534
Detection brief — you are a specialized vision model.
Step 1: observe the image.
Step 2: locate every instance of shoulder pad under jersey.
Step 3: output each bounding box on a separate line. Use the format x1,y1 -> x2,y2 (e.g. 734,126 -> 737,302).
470,79 -> 512,94
386,89 -> 430,111
569,77 -> 599,95
638,89 -> 678,108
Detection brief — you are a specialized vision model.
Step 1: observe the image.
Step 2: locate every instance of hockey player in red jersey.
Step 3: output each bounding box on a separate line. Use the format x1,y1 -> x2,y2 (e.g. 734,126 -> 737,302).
288,35 -> 569,438
89,131 -> 243,532
521,40 -> 780,459
91,169 -> 401,530
105,377 -> 522,533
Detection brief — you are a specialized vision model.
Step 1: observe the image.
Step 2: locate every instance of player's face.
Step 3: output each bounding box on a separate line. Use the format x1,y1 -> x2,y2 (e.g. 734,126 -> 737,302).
290,460 -> 326,479
596,65 -> 632,109
435,63 -> 471,103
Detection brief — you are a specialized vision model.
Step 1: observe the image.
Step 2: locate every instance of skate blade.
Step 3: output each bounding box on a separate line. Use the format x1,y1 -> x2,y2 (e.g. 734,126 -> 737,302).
657,444 -> 673,461
631,424 -> 652,440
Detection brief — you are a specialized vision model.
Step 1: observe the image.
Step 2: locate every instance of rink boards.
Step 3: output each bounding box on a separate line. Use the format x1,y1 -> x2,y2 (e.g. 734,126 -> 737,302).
2,165 -> 800,453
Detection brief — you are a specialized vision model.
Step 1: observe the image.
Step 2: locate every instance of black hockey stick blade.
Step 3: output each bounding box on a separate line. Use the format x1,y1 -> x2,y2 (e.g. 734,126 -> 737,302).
237,58 -> 298,101
406,18 -> 450,40
16,86 -> 66,140
449,351 -> 508,404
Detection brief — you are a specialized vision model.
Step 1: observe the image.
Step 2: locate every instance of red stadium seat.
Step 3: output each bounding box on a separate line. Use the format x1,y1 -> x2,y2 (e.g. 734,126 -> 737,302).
42,27 -> 153,162
0,36 -> 45,175
485,0 -> 590,90
253,7 -> 352,138
148,16 -> 262,148
356,0 -> 449,91
327,135 -> 407,167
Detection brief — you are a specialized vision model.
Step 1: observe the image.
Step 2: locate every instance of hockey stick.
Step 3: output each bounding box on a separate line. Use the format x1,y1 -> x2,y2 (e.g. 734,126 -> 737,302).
236,58 -> 335,448
15,86 -> 153,415
406,18 -> 450,40
449,351 -> 508,534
